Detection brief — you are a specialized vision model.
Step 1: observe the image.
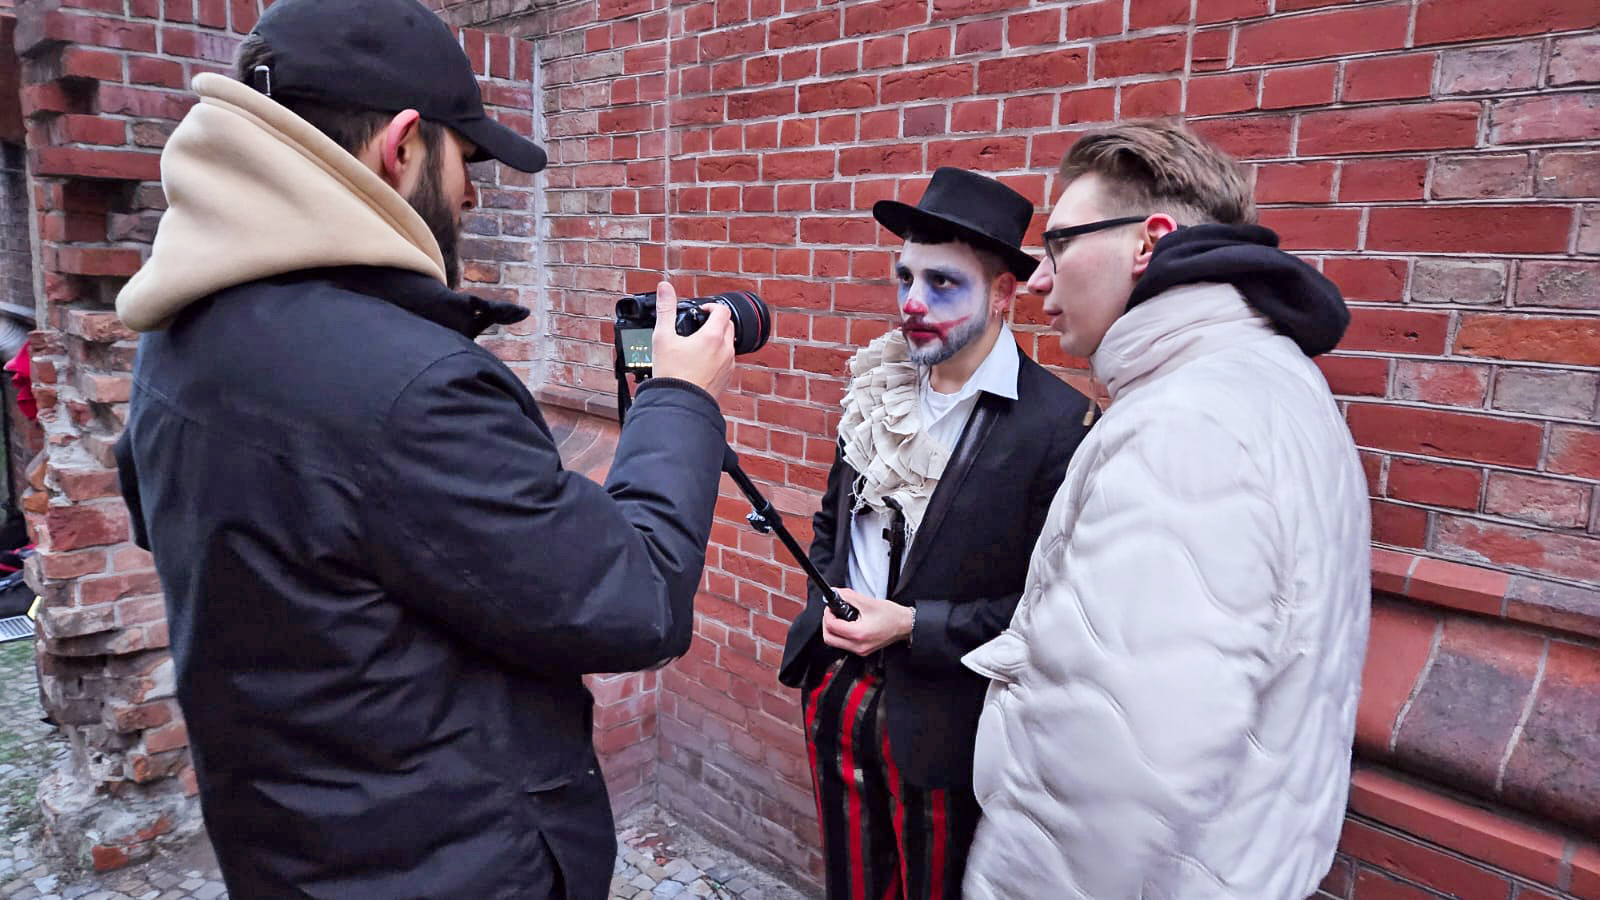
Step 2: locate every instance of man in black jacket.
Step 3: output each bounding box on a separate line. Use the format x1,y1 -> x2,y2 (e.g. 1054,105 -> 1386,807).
778,168 -> 1094,900
112,1 -> 734,897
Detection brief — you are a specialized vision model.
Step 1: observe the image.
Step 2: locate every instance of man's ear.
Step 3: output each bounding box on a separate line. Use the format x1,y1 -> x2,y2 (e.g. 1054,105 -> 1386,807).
990,271 -> 1017,317
1132,213 -> 1178,278
376,109 -> 424,191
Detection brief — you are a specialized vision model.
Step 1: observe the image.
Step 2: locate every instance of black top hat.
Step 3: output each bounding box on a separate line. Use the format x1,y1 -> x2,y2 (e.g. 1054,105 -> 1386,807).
251,0 -> 547,173
873,167 -> 1039,280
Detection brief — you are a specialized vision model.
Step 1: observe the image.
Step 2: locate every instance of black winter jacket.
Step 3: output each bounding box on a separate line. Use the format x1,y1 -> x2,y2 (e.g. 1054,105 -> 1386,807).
116,266 -> 727,900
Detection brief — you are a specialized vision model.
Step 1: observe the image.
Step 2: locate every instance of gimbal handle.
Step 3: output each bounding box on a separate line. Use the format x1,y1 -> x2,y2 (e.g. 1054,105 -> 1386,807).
720,447 -> 860,622
612,361 -> 859,622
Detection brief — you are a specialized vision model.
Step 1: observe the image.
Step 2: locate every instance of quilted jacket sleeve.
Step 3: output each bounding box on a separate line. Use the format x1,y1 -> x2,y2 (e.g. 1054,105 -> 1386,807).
968,408 -> 1284,900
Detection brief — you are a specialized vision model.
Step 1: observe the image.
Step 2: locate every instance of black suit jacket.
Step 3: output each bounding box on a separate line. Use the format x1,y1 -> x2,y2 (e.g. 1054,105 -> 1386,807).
779,347 -> 1093,789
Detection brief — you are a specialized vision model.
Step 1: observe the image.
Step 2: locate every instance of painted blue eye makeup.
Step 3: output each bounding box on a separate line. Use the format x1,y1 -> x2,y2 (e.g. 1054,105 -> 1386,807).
922,268 -> 972,306
896,266 -> 973,306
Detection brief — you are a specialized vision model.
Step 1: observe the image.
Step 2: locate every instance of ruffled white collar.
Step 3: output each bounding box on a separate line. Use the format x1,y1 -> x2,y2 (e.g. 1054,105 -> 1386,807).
838,331 -> 948,539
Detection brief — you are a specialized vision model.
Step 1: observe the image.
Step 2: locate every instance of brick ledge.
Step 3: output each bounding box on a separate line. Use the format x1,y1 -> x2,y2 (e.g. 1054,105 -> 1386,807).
535,386 -> 621,483
1347,765 -> 1600,896
1357,596 -> 1599,838
1373,547 -> 1600,641
536,383 -> 621,421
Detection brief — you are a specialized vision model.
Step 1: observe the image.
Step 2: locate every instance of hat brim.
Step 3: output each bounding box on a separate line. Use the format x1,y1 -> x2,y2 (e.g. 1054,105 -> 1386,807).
456,115 -> 547,173
873,200 -> 1040,281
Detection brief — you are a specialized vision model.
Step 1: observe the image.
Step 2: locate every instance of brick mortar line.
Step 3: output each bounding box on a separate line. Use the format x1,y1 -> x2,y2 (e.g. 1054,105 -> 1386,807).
1319,250 -> 1596,262
602,49 -> 1598,87
659,20 -> 1599,58
1371,500 -> 1599,537
632,152 -> 1600,175
1256,197 -> 1600,209
1344,397 -> 1600,427
1495,636 -> 1548,794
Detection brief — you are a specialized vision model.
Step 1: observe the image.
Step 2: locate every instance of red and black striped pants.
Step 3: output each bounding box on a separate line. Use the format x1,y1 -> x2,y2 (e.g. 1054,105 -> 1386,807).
803,655 -> 980,900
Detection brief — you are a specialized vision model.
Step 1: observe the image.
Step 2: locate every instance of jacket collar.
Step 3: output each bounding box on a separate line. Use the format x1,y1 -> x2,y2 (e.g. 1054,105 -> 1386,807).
317,266 -> 529,339
1092,282 -> 1277,402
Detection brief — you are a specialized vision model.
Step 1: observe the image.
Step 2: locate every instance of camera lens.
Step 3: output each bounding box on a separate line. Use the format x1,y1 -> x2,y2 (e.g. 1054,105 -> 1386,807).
704,291 -> 771,355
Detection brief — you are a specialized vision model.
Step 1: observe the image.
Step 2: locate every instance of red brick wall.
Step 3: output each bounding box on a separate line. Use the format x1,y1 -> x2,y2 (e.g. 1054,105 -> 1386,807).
429,0 -> 1600,891
13,0 -> 1599,890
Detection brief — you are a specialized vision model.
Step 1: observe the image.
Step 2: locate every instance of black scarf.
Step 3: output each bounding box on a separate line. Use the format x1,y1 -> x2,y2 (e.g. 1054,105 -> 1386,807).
1126,224 -> 1349,357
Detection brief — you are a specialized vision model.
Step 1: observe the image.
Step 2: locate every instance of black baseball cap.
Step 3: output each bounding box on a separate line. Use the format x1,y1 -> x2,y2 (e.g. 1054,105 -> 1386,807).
251,0 -> 547,173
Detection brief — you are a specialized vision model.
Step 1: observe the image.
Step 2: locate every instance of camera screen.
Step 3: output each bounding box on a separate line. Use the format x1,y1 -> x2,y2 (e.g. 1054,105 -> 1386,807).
619,328 -> 654,369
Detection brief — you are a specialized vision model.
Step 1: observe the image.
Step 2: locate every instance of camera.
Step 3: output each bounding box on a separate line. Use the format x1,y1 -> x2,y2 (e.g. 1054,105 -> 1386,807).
609,288 -> 857,621
613,290 -> 772,375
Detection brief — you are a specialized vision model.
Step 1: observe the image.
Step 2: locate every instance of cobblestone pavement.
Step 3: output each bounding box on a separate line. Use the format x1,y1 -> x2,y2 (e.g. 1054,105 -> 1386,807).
611,806 -> 811,900
0,639 -> 812,900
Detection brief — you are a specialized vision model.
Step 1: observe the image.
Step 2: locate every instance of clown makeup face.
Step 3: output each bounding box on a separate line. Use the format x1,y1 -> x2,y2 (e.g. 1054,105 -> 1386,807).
895,240 -> 996,367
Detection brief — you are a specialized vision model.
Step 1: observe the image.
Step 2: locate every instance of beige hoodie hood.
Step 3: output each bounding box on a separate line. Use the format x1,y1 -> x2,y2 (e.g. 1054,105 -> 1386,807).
116,72 -> 447,332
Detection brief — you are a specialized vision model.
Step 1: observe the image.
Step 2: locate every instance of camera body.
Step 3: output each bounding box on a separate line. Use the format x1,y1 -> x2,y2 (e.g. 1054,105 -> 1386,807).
614,290 -> 771,376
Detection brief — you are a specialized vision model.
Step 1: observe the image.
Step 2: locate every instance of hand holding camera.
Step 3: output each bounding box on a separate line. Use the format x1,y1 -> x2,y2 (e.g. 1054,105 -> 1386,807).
626,281 -> 741,397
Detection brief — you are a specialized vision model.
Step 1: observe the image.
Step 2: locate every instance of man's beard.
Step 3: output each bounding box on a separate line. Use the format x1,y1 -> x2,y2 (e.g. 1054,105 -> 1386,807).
905,311 -> 990,367
407,157 -> 461,289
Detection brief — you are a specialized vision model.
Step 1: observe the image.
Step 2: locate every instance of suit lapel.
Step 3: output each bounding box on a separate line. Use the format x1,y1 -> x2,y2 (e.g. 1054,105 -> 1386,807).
835,454 -> 855,583
892,390 -> 1004,597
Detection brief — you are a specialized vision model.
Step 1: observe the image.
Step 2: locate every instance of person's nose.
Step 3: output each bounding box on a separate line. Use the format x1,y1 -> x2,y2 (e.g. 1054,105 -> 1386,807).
1027,260 -> 1052,299
463,180 -> 478,211
901,285 -> 928,317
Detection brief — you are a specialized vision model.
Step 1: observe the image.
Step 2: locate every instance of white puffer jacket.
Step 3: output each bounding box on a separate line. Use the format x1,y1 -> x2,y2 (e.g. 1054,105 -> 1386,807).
962,283 -> 1370,900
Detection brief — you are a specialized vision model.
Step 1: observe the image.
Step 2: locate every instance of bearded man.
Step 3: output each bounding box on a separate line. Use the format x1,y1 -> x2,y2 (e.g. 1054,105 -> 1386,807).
778,167 -> 1094,900
112,1 -> 737,897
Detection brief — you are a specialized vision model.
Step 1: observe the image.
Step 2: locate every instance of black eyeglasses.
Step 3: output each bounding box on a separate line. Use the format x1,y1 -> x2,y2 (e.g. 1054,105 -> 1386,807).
1041,216 -> 1147,270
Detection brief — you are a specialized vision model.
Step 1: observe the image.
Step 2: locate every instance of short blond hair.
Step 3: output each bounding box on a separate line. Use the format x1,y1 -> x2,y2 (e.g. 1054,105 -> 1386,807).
1059,119 -> 1257,226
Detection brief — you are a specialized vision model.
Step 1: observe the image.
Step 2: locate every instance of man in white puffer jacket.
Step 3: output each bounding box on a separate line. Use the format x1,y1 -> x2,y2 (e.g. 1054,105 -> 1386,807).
962,120 -> 1370,900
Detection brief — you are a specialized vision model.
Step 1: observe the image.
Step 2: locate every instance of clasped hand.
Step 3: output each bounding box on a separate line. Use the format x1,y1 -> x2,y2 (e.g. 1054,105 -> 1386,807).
821,588 -> 914,656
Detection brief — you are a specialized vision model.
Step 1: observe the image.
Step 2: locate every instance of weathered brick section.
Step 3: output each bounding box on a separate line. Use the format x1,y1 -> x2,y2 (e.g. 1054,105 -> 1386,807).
13,0 -> 249,868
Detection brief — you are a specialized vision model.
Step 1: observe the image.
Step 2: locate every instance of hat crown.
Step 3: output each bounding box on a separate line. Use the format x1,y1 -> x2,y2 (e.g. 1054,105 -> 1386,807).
912,167 -> 1034,249
254,0 -> 480,120
872,167 -> 1040,280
